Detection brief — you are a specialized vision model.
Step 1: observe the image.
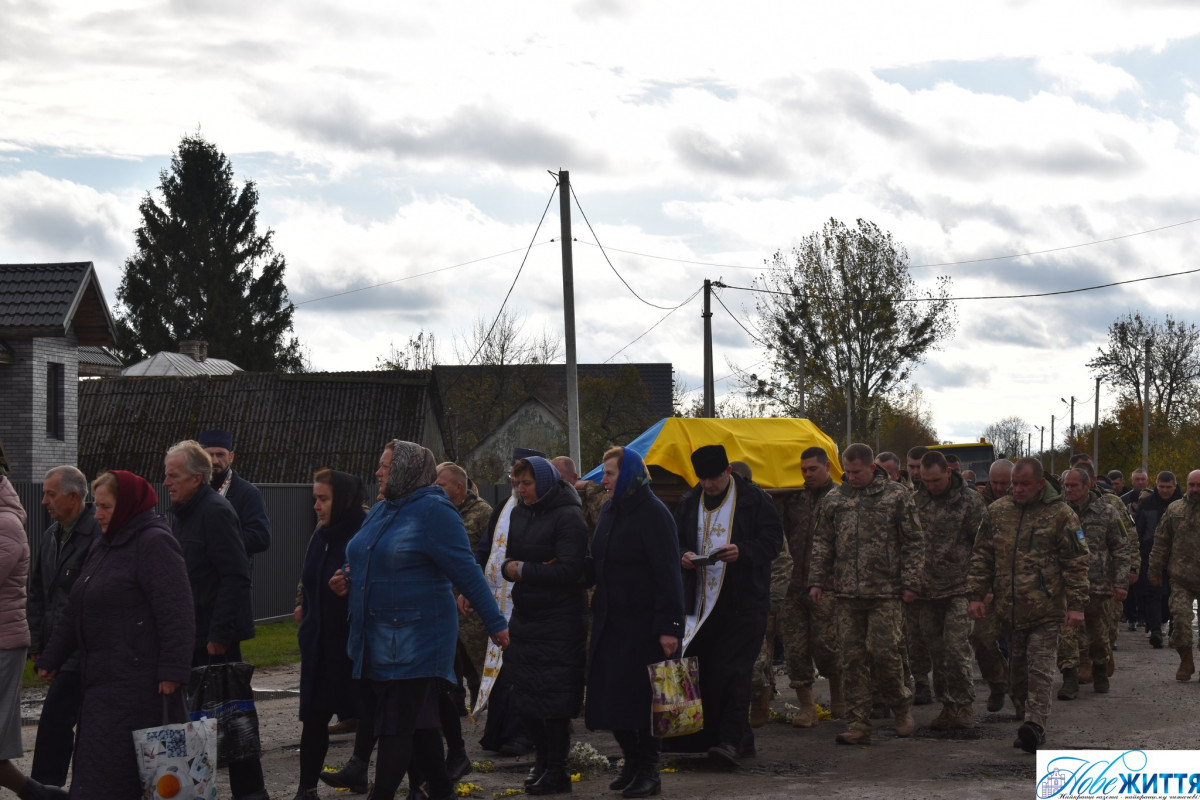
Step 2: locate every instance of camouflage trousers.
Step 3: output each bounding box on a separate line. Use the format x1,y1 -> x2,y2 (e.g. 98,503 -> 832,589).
1109,594 -> 1121,647
1168,586 -> 1200,651
778,588 -> 840,689
970,609 -> 1008,689
1007,620 -> 1061,729
751,608 -> 781,705
1056,597 -> 1112,670
838,597 -> 911,731
915,597 -> 976,706
455,610 -> 489,709
904,602 -> 932,688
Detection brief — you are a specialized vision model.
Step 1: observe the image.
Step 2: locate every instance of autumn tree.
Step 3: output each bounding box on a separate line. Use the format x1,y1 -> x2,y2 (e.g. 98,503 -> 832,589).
746,218 -> 955,440
983,415 -> 1029,458
115,134 -> 304,371
1086,312 -> 1200,428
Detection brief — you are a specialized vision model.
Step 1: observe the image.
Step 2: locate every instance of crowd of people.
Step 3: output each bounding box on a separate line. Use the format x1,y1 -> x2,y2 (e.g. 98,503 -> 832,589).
1,429 -> 1197,799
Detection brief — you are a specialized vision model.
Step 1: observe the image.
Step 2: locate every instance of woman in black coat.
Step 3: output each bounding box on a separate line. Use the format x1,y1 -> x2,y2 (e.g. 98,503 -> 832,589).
585,447 -> 684,798
38,470 -> 195,799
294,469 -> 368,800
501,456 -> 588,796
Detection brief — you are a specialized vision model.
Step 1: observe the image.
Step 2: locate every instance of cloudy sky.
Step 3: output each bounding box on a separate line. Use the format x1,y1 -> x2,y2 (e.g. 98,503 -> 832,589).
5,0 -> 1200,446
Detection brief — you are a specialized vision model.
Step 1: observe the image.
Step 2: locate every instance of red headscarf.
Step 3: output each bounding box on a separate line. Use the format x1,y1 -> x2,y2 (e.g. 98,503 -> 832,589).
104,470 -> 159,538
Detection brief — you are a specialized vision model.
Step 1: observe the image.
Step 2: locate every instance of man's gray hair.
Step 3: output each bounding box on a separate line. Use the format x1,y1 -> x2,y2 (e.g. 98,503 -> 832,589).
167,439 -> 213,483
990,459 -> 1014,474
45,465 -> 88,499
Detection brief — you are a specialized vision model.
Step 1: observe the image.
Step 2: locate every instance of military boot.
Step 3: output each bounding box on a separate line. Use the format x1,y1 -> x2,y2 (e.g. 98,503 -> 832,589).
790,687 -> 818,728
1177,648 -> 1195,682
835,727 -> 871,746
749,689 -> 772,728
950,704 -> 976,731
928,704 -> 955,732
892,705 -> 915,737
986,683 -> 1007,713
1057,668 -> 1079,700
828,675 -> 847,718
1077,660 -> 1093,685
1150,627 -> 1164,648
1092,663 -> 1110,693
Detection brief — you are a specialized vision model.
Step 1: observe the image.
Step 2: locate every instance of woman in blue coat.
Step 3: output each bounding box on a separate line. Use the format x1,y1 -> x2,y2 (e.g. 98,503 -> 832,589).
585,448 -> 684,798
338,441 -> 509,800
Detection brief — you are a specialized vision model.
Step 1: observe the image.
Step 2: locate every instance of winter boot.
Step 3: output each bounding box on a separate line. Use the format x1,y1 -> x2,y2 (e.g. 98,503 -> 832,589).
790,687 -> 818,728
986,683 -> 1007,713
1092,663 -> 1110,693
1077,660 -> 1093,685
928,704 -> 955,732
1057,668 -> 1079,700
609,731 -> 637,792
1177,648 -> 1196,682
1016,721 -> 1045,753
526,720 -> 571,795
445,747 -> 472,783
950,704 -> 976,731
892,705 -> 915,737
1150,627 -> 1164,649
320,755 -> 371,794
293,790 -> 320,800
828,675 -> 847,718
621,735 -> 661,799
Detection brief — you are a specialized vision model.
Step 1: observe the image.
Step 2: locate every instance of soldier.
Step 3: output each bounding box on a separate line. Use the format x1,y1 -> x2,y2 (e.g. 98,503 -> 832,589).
875,452 -> 902,483
912,451 -> 987,731
1055,468 -> 1130,699
551,456 -> 606,537
1134,472 -> 1181,648
776,447 -> 842,728
971,459 -> 1012,712
967,458 -> 1088,754
1148,469 -> 1200,682
961,469 -> 977,490
809,443 -> 924,746
905,446 -> 929,491
1108,471 -> 1126,497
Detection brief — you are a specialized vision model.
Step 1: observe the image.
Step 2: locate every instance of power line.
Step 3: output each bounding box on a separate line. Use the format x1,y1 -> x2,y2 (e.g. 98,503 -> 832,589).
711,287 -> 766,346
604,286 -> 702,364
717,265 -> 1200,302
294,241 -> 555,306
567,239 -> 761,270
568,185 -> 685,310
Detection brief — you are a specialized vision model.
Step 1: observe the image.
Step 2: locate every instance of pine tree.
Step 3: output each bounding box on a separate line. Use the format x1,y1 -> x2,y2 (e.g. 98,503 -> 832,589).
115,134 -> 304,371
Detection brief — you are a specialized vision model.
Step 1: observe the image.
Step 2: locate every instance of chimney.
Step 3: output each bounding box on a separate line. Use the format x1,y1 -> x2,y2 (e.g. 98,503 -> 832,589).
179,340 -> 209,362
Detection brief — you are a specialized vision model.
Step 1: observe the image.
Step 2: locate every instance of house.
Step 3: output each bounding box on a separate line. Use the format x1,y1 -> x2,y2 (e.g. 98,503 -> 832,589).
122,340 -> 242,376
77,370 -> 447,484
0,262 -> 118,481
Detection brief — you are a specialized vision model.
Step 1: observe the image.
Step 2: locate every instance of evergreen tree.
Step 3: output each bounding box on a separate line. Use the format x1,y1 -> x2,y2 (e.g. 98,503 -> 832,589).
115,134 -> 304,371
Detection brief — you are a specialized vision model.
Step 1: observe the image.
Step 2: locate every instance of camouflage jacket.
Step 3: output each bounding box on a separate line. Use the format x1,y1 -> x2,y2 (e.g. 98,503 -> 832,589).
913,471 -> 987,599
808,467 -> 924,599
979,483 -> 1009,507
577,481 -> 608,540
967,478 -> 1089,631
769,536 -> 794,605
458,492 -> 494,551
1068,490 -> 1131,597
1149,494 -> 1200,594
777,479 -> 836,594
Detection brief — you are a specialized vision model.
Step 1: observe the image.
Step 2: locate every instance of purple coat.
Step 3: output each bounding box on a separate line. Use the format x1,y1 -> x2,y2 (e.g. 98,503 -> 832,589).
40,509 -> 195,798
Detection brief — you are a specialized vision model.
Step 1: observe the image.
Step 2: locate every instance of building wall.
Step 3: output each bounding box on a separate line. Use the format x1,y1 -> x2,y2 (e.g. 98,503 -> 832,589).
0,335 -> 78,482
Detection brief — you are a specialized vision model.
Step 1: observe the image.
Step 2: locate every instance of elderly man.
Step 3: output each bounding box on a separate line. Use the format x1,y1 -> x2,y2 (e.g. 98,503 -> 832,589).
809,443 -> 924,746
913,451 -> 987,731
198,430 -> 270,563
875,452 -> 903,484
1056,467 -> 1130,699
27,467 -> 100,789
968,458 -> 1088,754
1122,468 -> 1149,511
1149,470 -> 1200,682
777,447 -> 843,727
165,440 -> 265,800
672,444 -> 782,766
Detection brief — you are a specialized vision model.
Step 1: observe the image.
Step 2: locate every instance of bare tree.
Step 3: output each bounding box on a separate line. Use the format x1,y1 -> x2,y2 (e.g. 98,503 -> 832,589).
1087,312 -> 1200,427
983,415 -> 1028,458
452,309 -> 563,366
376,330 -> 437,370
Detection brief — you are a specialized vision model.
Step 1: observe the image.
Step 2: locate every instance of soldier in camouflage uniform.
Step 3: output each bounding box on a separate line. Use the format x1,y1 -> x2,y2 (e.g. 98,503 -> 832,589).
1055,467 -> 1130,699
552,456 -> 607,538
777,447 -> 842,727
967,458 -> 1089,754
971,459 -> 1013,712
809,443 -> 924,746
1148,469 -> 1200,682
912,451 -> 987,731
436,462 -> 494,710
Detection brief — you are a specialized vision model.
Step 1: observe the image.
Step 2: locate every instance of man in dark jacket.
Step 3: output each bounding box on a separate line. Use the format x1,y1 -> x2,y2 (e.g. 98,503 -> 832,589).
28,466 -> 99,788
1134,471 -> 1182,648
164,439 -> 266,800
198,429 -> 271,563
672,444 -> 782,767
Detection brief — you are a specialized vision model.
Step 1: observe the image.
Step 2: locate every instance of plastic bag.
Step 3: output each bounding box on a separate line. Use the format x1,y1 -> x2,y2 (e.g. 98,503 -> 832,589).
188,661 -> 261,766
647,656 -> 704,738
133,695 -> 219,800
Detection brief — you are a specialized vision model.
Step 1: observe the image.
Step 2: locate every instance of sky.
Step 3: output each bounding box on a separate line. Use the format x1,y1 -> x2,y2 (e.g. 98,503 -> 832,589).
4,0 -> 1200,447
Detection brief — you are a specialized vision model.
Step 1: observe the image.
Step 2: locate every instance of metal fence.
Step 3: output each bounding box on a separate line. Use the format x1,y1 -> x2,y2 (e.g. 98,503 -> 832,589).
12,481 -> 516,623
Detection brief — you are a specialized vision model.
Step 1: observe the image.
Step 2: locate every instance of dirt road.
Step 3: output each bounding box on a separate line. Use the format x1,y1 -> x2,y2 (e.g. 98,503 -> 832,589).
16,624 -> 1198,799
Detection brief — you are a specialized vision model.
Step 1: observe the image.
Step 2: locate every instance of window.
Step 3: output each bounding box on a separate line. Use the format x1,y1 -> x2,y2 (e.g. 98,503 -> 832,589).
46,362 -> 65,440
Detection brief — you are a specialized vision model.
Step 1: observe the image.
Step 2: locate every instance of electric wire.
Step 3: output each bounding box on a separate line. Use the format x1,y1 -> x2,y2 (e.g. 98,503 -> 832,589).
604,286 -> 702,364
711,288 -> 766,346
568,184 -> 681,310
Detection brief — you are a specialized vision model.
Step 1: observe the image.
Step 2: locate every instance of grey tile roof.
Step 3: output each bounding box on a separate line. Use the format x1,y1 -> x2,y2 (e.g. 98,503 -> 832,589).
122,351 -> 242,377
78,346 -> 123,369
0,262 -> 117,345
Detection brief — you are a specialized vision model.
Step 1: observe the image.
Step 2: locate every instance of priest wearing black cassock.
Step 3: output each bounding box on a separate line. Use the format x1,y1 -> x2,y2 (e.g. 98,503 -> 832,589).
667,444 -> 783,767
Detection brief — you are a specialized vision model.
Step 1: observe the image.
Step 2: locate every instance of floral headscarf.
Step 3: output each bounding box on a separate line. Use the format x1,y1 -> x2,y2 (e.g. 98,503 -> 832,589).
383,440 -> 438,501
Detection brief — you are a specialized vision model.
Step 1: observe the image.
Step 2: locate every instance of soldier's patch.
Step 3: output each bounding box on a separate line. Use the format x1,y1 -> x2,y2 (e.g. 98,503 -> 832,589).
1075,529 -> 1086,544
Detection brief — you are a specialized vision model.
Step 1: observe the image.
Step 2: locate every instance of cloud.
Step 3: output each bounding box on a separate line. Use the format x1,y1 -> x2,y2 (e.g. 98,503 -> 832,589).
1035,54 -> 1140,102
0,171 -> 132,266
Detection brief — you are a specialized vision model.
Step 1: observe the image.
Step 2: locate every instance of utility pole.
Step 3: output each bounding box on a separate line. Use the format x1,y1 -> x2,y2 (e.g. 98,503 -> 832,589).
702,279 -> 714,417
1093,376 -> 1100,471
1027,432 -> 1032,457
558,170 -> 580,465
1143,340 -> 1151,472
1034,425 -> 1045,464
1050,415 -> 1056,475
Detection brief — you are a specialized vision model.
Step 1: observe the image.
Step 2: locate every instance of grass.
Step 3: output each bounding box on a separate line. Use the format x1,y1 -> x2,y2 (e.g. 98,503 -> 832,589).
23,620 -> 302,689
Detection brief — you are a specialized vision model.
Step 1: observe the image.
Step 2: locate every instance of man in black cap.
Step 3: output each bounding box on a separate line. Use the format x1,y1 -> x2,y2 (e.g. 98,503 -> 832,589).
669,444 -> 782,767
197,429 -> 270,564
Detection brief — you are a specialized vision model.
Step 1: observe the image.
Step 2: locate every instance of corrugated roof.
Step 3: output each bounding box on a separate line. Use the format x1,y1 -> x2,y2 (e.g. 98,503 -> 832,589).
122,351 -> 243,377
0,262 -> 117,345
78,346 -> 123,369
78,370 -> 445,484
